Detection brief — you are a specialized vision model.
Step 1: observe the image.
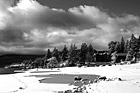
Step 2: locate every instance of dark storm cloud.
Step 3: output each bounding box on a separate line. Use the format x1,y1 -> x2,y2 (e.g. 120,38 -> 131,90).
0,27 -> 24,43
0,0 -> 140,53
32,8 -> 96,30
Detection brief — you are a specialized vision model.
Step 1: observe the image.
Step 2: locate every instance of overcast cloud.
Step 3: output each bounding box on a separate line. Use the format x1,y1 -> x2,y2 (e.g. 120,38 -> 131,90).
0,0 -> 140,54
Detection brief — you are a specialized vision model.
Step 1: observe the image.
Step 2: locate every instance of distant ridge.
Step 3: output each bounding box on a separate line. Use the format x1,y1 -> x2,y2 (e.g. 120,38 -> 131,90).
0,52 -> 46,56
0,53 -> 45,67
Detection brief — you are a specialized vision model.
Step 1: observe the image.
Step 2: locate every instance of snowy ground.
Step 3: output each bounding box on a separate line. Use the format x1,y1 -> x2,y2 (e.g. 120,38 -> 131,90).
0,62 -> 140,93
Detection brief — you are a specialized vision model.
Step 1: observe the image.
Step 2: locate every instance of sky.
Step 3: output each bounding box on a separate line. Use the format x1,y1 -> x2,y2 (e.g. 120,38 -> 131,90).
37,0 -> 140,16
0,0 -> 140,54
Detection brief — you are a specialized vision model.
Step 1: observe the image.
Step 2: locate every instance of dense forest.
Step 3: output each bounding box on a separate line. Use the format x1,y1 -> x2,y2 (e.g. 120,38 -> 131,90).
108,34 -> 140,61
1,34 -> 140,68
40,33 -> 140,66
108,34 -> 140,54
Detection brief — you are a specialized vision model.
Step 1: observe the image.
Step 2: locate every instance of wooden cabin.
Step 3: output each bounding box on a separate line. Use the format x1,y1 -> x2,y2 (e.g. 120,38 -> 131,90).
116,53 -> 127,62
95,51 -> 110,62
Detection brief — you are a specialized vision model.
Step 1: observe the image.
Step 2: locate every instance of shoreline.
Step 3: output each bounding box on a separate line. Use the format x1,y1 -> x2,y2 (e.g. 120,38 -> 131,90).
0,63 -> 140,93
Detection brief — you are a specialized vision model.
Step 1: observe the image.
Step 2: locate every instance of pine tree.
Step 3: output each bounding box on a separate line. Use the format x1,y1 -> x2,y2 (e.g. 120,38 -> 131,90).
88,44 -> 96,54
52,47 -> 60,62
43,49 -> 52,67
137,36 -> 140,52
120,37 -> 125,53
61,45 -> 69,61
136,36 -> 140,59
86,44 -> 96,63
130,34 -> 138,54
45,49 -> 52,59
115,42 -> 121,53
124,40 -> 130,53
68,44 -> 78,66
86,52 -> 92,62
79,43 -> 88,64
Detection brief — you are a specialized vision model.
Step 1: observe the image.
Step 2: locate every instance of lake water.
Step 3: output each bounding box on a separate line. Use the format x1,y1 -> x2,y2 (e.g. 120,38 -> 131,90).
32,74 -> 99,86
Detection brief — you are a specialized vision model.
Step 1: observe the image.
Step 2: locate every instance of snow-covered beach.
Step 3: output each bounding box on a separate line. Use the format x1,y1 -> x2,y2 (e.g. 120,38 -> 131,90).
1,63 -> 140,93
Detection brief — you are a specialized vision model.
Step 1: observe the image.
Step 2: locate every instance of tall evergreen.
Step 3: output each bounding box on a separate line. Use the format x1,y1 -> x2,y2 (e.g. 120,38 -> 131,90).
124,40 -> 130,53
45,49 -> 52,59
52,47 -> 60,62
61,45 -> 69,61
137,36 -> 140,52
88,44 -> 96,54
79,43 -> 88,64
115,42 -> 121,53
120,37 -> 125,53
86,44 -> 96,62
68,44 -> 78,66
86,52 -> 93,62
130,34 -> 138,54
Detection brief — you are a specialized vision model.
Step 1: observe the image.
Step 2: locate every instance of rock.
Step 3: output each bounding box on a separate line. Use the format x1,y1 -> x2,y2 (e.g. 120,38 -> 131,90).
74,76 -> 82,81
19,87 -> 24,89
64,90 -> 72,93
118,78 -> 122,81
98,76 -> 107,81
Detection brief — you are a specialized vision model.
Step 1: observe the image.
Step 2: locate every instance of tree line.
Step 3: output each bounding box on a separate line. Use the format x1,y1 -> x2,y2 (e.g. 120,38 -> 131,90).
108,34 -> 140,61
3,33 -> 140,68
23,33 -> 140,68
44,43 -> 97,66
